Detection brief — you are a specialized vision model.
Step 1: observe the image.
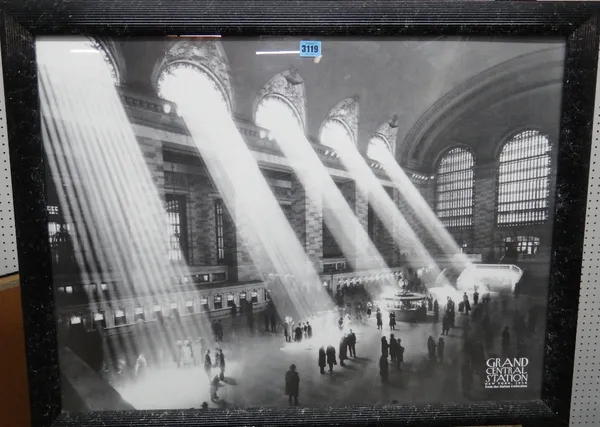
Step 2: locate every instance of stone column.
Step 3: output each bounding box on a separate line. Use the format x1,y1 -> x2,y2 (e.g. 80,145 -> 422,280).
233,197 -> 260,282
338,180 -> 370,268
291,175 -> 323,273
392,188 -> 402,267
473,162 -> 496,260
138,137 -> 165,202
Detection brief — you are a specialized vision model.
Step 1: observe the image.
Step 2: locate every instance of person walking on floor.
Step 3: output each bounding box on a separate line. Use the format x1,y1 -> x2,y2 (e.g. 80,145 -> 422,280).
389,334 -> 398,363
396,338 -> 404,371
285,364 -> 300,406
427,336 -> 437,362
318,346 -> 326,374
347,329 -> 357,357
389,312 -> 396,330
381,336 -> 390,360
437,337 -> 445,363
326,345 -> 337,373
339,336 -> 348,366
204,350 -> 212,380
216,348 -> 225,380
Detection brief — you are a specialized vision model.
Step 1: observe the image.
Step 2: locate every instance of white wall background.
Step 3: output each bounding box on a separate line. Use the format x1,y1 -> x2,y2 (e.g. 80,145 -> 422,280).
569,37 -> 600,427
0,44 -> 19,277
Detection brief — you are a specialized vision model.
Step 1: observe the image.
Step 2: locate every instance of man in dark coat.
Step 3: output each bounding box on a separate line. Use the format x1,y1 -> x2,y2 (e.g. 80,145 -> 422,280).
347,329 -> 357,357
326,345 -> 337,373
437,337 -> 445,363
442,314 -> 450,336
427,336 -> 437,362
381,336 -> 390,360
318,346 -> 327,374
389,334 -> 398,363
339,336 -> 348,366
217,349 -> 225,380
307,322 -> 313,339
203,350 -> 212,380
376,311 -> 383,330
396,338 -> 404,370
285,364 -> 300,406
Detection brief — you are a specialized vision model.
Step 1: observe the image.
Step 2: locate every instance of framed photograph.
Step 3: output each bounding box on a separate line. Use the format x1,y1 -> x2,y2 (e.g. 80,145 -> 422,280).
2,1 -> 598,426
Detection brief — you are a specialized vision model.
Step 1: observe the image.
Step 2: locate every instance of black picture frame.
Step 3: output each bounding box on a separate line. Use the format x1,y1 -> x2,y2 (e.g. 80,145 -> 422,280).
2,1 -> 598,426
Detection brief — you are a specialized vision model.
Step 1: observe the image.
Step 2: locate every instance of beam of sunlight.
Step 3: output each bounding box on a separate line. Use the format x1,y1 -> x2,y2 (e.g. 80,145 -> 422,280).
255,96 -> 396,296
321,121 -> 449,289
37,38 -> 213,401
369,142 -> 472,271
157,66 -> 335,323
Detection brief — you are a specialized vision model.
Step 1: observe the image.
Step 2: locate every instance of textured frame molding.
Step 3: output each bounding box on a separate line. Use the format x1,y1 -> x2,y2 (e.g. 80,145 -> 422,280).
1,1 -> 599,426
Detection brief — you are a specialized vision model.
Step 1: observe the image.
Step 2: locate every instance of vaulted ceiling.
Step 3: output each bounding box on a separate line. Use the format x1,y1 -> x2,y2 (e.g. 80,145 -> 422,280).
109,37 -> 564,170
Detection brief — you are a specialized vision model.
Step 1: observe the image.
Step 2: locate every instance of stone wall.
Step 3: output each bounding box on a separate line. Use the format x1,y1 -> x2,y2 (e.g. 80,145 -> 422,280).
290,175 -> 323,272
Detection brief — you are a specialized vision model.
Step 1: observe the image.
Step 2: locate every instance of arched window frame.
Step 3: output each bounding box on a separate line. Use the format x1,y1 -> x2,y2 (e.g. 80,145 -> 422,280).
86,37 -> 120,85
367,135 -> 392,162
255,94 -> 304,133
495,129 -> 551,227
434,146 -> 475,229
320,118 -> 355,153
156,61 -> 232,114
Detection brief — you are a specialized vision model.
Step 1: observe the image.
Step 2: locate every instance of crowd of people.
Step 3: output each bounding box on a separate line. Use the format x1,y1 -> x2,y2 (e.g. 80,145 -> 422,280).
93,267 -> 544,408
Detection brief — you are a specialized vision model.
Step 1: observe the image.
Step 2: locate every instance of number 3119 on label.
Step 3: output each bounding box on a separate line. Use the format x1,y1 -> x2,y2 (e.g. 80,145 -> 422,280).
300,41 -> 322,58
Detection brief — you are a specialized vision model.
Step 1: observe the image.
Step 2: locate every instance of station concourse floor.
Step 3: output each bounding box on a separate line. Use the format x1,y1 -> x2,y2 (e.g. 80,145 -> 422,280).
115,310 -> 482,409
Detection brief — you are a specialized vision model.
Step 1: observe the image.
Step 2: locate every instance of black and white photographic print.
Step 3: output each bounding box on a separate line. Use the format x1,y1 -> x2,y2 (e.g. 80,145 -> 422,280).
37,36 -> 565,411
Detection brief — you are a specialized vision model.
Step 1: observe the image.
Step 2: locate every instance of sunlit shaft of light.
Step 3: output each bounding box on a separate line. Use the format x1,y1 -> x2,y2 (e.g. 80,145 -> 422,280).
255,97 -> 395,293
40,63 -> 167,365
323,125 -> 438,272
158,68 -> 334,322
373,149 -> 471,270
37,39 -> 211,367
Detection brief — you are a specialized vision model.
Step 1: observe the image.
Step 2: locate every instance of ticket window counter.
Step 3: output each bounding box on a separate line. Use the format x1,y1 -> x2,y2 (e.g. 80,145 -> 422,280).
92,311 -> 107,330
134,306 -> 145,322
170,302 -> 179,319
69,314 -> 84,331
185,299 -> 194,314
239,292 -> 247,313
200,297 -> 209,312
100,283 -> 109,294
214,295 -> 223,310
264,289 -> 270,301
114,308 -> 126,327
227,294 -> 235,308
251,290 -> 258,304
152,304 -> 163,321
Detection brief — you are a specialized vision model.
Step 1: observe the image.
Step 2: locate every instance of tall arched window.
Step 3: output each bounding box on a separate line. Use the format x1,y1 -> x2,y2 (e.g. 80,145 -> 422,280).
497,130 -> 551,226
255,96 -> 303,133
85,38 -> 120,85
320,120 -> 353,153
157,64 -> 229,262
435,147 -> 475,228
367,136 -> 392,163
157,63 -> 229,114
